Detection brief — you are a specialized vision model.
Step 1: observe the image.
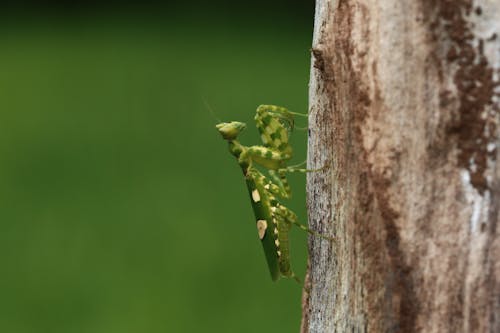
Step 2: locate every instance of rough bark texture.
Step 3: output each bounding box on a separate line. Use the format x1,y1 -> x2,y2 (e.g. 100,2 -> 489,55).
302,1 -> 500,332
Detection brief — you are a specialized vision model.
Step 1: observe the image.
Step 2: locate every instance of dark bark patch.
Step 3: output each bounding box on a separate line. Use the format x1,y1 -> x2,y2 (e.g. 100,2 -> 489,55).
371,164 -> 419,333
427,0 -> 499,194
311,47 -> 326,72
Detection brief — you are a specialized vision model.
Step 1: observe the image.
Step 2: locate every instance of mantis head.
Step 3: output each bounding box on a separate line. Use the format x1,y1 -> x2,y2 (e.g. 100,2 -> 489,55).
216,121 -> 247,140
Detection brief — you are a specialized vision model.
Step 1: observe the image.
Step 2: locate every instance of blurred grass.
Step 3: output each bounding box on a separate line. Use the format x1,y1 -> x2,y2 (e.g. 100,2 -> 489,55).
0,12 -> 313,333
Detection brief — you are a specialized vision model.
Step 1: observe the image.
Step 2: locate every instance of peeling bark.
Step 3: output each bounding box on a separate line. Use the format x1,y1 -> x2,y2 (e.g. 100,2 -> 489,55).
302,1 -> 500,332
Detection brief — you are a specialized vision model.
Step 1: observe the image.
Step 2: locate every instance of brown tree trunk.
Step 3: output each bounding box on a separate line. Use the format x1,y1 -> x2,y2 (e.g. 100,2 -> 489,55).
301,1 -> 500,332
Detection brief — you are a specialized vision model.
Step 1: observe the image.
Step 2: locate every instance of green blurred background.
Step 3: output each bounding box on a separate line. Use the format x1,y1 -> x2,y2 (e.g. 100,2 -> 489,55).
0,2 -> 314,332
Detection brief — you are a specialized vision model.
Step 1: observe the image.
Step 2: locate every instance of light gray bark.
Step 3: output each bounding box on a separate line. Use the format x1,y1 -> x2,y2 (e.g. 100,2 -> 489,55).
302,1 -> 500,332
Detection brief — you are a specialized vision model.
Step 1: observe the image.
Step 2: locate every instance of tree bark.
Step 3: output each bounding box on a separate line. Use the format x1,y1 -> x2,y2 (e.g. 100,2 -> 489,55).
301,1 -> 500,332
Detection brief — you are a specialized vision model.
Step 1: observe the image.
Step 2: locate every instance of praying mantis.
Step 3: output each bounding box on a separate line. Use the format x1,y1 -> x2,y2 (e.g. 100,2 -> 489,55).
216,105 -> 332,282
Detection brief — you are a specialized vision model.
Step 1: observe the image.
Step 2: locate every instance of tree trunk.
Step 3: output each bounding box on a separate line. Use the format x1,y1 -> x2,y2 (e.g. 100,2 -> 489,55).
301,1 -> 500,332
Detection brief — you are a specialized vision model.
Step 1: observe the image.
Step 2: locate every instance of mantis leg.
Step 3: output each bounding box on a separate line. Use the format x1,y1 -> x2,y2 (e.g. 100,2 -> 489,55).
265,162 -> 329,200
239,145 -> 290,171
254,105 -> 302,155
256,104 -> 308,120
275,205 -> 334,241
278,162 -> 330,174
263,162 -> 329,200
266,169 -> 291,199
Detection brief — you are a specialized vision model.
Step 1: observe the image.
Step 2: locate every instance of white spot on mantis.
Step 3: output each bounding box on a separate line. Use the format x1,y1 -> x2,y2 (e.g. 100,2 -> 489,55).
251,189 -> 261,202
256,220 -> 267,239
275,239 -> 280,247
274,228 -> 279,235
277,250 -> 281,257
264,184 -> 270,190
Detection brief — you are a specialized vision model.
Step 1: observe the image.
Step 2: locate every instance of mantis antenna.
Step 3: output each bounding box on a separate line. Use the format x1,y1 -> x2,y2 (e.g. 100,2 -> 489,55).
202,97 -> 222,123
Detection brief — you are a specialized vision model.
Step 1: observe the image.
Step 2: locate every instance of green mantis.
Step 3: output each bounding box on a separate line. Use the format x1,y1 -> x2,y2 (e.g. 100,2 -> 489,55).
216,105 -> 331,282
